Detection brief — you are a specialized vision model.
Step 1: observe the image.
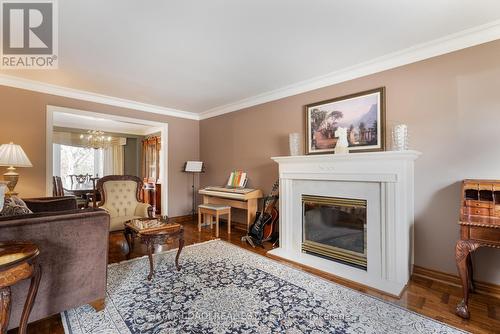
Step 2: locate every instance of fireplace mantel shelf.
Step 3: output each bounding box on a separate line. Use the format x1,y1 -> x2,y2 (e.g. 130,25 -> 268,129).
271,150 -> 421,164
269,149 -> 421,296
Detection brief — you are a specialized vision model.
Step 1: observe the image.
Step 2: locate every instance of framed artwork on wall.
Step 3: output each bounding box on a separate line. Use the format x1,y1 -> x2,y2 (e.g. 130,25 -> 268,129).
304,87 -> 386,154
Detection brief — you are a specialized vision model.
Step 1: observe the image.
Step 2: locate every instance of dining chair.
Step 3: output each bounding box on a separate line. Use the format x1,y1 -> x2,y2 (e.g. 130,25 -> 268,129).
52,176 -> 65,197
69,174 -> 90,184
77,174 -> 89,184
86,177 -> 100,208
54,176 -> 89,208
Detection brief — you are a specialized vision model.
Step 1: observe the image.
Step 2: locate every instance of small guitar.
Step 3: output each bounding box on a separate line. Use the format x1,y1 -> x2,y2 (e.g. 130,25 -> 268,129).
242,180 -> 279,247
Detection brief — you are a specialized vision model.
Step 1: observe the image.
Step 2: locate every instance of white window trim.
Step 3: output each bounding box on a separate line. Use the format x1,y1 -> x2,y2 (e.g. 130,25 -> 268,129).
53,144 -> 61,177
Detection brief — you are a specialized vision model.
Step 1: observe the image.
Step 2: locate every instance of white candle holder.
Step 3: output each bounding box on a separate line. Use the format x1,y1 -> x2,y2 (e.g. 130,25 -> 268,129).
392,124 -> 409,151
289,133 -> 302,156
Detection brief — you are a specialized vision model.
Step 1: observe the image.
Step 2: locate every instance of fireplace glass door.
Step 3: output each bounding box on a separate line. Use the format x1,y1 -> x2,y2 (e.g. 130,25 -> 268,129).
302,195 -> 367,270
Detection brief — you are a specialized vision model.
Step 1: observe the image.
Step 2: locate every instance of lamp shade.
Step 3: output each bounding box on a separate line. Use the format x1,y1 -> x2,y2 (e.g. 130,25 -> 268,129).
0,142 -> 33,167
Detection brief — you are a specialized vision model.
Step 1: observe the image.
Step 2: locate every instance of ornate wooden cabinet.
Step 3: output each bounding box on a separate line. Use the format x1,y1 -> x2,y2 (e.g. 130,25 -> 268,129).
455,179 -> 500,319
143,183 -> 161,215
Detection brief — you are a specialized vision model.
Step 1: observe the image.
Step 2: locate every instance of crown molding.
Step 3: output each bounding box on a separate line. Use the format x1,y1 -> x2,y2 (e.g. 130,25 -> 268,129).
199,19 -> 500,120
0,74 -> 201,120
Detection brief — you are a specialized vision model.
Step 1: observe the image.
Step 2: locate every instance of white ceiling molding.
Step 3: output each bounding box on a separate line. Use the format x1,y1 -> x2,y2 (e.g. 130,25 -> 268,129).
53,111 -> 161,136
199,19 -> 500,120
0,74 -> 200,120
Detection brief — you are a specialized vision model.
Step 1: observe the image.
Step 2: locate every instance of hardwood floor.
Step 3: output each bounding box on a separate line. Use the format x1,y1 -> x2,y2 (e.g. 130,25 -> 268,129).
10,219 -> 500,334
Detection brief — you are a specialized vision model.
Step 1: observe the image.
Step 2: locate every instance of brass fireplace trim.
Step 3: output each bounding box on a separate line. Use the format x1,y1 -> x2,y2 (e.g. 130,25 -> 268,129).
302,195 -> 367,269
302,240 -> 367,268
302,195 -> 367,209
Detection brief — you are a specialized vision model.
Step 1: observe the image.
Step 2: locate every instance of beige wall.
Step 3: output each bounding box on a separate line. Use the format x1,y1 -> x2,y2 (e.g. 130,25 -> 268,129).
200,40 -> 500,284
0,86 -> 199,217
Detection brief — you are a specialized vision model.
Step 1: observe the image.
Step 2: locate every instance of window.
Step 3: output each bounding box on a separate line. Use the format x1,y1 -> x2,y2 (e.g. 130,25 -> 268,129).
53,144 -> 103,183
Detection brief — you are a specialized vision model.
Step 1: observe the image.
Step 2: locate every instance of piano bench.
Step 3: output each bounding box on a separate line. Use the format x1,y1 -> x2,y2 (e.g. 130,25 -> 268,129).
198,204 -> 232,238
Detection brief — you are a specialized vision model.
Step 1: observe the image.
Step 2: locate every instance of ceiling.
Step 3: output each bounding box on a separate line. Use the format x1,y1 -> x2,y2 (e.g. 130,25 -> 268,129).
53,111 -> 161,136
2,0 -> 500,117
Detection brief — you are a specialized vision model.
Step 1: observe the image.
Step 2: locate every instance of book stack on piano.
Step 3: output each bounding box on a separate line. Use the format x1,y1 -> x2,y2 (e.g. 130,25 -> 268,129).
227,170 -> 248,188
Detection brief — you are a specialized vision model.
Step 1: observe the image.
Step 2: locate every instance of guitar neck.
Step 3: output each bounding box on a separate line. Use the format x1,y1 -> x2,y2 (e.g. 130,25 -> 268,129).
261,180 -> 280,214
262,196 -> 278,214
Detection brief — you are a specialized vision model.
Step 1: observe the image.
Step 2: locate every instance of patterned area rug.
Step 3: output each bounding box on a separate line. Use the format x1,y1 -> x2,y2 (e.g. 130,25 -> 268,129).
62,240 -> 464,334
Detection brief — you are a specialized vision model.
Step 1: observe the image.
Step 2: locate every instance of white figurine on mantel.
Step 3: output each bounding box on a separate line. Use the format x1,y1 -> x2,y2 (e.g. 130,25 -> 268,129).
334,127 -> 349,154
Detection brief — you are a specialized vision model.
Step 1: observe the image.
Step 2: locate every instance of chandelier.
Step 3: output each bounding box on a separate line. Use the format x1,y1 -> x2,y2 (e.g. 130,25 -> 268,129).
80,130 -> 112,150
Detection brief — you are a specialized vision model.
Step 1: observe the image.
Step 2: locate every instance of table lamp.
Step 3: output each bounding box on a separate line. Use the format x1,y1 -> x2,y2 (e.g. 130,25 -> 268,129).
0,142 -> 33,196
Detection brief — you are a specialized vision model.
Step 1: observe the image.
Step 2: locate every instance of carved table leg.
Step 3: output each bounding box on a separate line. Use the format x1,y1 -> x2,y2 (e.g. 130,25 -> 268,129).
124,228 -> 133,259
146,240 -> 155,281
455,240 -> 481,319
0,287 -> 11,334
175,231 -> 184,271
130,233 -> 136,255
466,253 -> 475,292
18,263 -> 41,334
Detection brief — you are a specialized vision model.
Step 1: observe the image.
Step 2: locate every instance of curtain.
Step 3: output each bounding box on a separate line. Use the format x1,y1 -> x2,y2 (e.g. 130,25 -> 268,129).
103,145 -> 125,176
142,136 -> 161,182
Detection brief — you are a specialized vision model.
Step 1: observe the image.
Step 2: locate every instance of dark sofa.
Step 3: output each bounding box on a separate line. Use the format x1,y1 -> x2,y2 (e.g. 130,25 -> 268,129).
0,196 -> 110,330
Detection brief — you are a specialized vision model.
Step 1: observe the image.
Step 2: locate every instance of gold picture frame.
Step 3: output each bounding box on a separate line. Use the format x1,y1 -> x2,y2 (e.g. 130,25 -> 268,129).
304,87 -> 386,155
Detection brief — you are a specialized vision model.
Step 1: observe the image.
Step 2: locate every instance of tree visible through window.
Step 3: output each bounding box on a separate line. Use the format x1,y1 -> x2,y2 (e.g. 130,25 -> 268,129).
58,145 -> 103,182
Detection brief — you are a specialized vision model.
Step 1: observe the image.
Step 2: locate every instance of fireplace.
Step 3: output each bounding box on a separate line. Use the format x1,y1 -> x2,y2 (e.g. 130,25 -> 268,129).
269,151 -> 420,295
302,195 -> 367,270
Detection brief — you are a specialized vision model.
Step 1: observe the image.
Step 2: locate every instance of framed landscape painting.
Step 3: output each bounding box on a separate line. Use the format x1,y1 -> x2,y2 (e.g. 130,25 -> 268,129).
305,87 -> 386,154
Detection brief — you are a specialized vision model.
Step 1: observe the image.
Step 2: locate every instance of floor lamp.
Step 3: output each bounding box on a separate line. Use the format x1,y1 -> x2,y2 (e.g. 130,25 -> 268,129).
183,161 -> 204,220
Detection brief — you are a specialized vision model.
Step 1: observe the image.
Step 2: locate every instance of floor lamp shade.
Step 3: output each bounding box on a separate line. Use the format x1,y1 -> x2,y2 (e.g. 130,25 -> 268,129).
0,142 -> 33,196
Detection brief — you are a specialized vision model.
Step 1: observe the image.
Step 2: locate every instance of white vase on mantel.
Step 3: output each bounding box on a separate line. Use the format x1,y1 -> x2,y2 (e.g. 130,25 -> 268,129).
392,124 -> 409,151
289,133 -> 302,156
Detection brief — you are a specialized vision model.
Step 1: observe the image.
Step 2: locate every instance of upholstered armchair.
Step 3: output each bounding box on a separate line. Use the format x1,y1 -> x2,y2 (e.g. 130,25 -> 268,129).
96,175 -> 153,231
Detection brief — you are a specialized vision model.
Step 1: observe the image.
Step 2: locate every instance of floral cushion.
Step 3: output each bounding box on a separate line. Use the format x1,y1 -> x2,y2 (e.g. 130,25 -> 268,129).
0,196 -> 33,216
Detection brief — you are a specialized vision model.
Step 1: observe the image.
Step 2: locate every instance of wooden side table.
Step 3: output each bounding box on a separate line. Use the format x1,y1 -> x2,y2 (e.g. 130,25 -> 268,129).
124,218 -> 184,280
456,179 -> 500,319
0,241 -> 41,334
455,217 -> 500,319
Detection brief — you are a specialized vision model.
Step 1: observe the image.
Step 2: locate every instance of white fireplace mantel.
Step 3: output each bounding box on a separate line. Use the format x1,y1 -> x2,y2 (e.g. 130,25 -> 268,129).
268,150 -> 421,296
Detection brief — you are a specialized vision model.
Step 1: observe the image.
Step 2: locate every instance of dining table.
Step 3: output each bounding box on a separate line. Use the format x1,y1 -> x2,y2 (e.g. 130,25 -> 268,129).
63,182 -> 95,197
63,178 -> 99,207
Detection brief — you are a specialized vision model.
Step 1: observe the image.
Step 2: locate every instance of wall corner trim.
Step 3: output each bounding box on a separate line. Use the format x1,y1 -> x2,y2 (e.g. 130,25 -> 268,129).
199,19 -> 500,120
